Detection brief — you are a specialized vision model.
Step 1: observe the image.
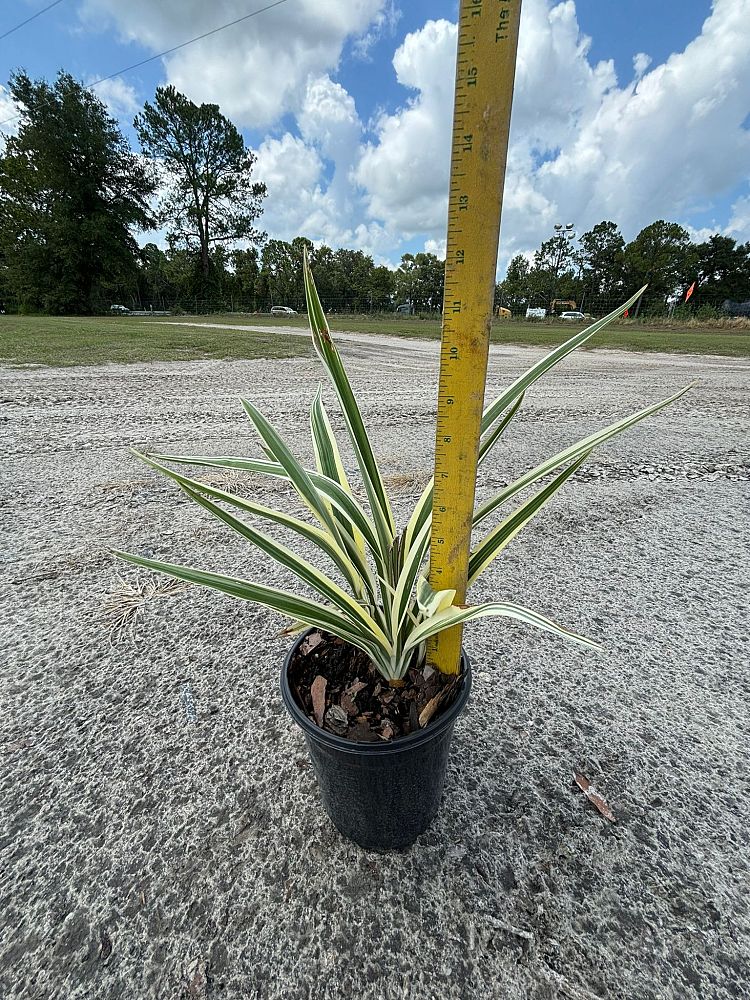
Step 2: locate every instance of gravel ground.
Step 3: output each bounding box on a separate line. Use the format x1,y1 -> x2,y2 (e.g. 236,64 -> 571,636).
2,337 -> 749,1000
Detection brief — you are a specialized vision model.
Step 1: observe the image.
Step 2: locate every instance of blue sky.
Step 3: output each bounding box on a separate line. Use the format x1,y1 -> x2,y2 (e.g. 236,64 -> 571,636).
2,0 -> 748,271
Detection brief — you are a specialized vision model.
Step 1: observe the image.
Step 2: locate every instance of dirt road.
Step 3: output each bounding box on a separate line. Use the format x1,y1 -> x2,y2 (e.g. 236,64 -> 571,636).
2,340 -> 749,999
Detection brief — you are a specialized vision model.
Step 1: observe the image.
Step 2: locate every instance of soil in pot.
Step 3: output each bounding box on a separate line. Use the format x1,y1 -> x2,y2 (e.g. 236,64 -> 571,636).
288,630 -> 463,743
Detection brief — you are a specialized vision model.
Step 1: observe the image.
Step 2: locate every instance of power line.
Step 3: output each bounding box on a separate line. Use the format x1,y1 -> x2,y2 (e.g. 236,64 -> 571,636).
87,0 -> 291,91
0,0 -> 66,42
0,0 -> 291,129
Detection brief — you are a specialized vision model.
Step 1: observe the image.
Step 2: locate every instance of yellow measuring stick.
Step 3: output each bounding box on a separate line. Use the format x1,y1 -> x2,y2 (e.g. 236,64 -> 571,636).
428,0 -> 522,674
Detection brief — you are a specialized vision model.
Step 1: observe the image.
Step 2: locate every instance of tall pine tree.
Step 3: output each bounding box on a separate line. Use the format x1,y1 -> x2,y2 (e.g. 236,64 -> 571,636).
135,86 -> 266,295
0,71 -> 156,313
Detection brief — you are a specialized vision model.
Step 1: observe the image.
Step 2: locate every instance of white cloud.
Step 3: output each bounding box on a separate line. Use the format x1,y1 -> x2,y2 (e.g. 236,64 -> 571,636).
353,2 -> 619,252
685,225 -> 721,244
726,194 -> 750,242
353,0 -> 750,270
533,0 -> 750,244
81,0 -> 387,128
89,76 -> 139,118
633,52 -> 652,78
80,1 -> 402,255
351,0 -> 401,61
253,75 -> 399,258
299,74 -> 360,163
355,18 -> 457,236
252,128 -> 394,258
0,85 -> 19,143
253,83 -> 349,246
349,221 -> 395,259
511,0 -> 617,154
424,238 -> 446,257
253,132 -> 328,240
83,0 -> 750,266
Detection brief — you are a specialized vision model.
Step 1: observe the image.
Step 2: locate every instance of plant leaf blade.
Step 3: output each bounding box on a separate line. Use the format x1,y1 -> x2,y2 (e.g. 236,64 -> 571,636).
304,250 -> 396,553
474,383 -> 693,528
469,451 -> 590,585
404,601 -> 601,654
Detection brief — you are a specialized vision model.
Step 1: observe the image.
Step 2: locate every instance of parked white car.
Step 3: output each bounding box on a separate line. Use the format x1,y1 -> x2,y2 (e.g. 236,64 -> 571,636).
560,310 -> 585,321
270,305 -> 297,315
110,304 -> 131,314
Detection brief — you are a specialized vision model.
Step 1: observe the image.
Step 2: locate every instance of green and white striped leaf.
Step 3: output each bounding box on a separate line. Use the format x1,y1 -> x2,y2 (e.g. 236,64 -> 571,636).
416,575 -> 456,618
310,386 -> 350,488
310,386 -> 368,572
147,451 -> 383,562
390,517 -> 432,638
132,448 -> 371,599
113,549 -> 391,669
149,451 -> 283,477
304,250 -> 396,556
403,601 -> 601,654
241,398 -> 341,537
117,281 -> 692,683
276,619 -> 309,637
179,482 -> 391,649
468,451 -> 590,585
473,383 -> 692,528
478,390 -> 524,464
402,477 -> 434,564
214,405 -> 380,595
402,390 -> 525,557
479,285 -> 648,438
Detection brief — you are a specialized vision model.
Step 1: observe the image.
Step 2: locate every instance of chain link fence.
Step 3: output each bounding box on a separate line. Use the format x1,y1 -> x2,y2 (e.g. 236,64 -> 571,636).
2,290 -> 747,323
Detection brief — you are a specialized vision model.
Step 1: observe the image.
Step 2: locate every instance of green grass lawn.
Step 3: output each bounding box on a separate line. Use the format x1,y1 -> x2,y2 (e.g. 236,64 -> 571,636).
2,311 -> 749,367
488,321 -> 750,357
185,311 -> 750,357
0,314 -> 311,367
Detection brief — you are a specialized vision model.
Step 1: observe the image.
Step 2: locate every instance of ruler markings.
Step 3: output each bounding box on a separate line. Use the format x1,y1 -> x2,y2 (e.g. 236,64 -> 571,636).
427,0 -> 522,674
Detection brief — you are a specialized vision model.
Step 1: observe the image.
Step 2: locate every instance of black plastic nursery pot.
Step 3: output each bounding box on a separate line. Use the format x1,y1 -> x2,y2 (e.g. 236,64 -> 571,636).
280,630 -> 472,851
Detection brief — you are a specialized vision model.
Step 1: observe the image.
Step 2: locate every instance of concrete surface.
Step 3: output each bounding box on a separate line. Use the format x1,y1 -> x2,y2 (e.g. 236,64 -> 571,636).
2,337 -> 749,999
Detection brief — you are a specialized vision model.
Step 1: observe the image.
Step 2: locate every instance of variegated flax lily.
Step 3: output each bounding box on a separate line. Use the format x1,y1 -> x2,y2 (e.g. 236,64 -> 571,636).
115,253 -> 690,683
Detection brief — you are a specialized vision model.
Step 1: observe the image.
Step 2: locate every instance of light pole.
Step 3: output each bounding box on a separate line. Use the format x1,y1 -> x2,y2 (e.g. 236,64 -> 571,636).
551,222 -> 576,311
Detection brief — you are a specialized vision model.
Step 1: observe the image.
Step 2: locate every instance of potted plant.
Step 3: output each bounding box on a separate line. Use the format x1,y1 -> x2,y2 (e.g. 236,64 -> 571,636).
116,255 -> 689,850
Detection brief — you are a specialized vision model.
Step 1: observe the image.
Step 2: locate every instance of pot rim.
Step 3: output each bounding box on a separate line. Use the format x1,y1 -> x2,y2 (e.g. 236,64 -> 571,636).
280,628 -> 472,756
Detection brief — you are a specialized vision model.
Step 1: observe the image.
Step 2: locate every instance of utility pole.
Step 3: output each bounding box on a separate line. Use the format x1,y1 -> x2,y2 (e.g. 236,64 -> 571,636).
551,222 -> 576,311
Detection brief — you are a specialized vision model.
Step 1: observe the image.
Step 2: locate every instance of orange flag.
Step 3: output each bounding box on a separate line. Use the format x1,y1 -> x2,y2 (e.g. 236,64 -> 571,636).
685,281 -> 696,301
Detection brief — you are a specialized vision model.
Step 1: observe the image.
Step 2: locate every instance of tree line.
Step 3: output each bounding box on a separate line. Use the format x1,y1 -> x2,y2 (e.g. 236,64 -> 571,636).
0,70 -> 445,315
135,240 -> 443,315
1,70 -> 748,317
0,71 -> 265,314
498,221 -> 750,318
